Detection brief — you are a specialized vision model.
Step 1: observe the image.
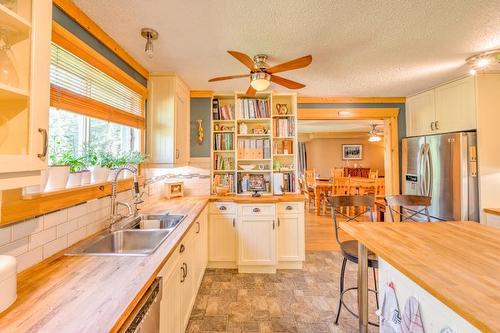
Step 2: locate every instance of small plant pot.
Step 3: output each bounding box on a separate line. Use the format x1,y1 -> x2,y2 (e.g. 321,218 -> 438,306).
24,169 -> 49,194
90,166 -> 109,184
45,165 -> 70,191
80,170 -> 91,185
66,172 -> 82,188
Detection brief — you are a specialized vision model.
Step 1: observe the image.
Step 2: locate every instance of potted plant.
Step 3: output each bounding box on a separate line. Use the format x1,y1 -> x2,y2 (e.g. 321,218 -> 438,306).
123,151 -> 146,178
45,148 -> 70,191
61,152 -> 86,188
86,147 -> 111,184
110,152 -> 128,180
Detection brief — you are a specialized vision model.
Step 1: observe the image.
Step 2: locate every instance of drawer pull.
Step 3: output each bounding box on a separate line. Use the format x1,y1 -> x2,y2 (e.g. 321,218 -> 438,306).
37,128 -> 48,159
196,221 -> 200,233
286,205 -> 293,210
219,205 -> 227,211
179,244 -> 185,253
278,218 -> 280,227
252,207 -> 261,213
232,218 -> 235,227
272,220 -> 275,230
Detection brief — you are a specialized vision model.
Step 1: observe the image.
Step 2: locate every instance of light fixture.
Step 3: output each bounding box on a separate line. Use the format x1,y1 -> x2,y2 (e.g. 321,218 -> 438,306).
338,111 -> 352,117
250,72 -> 271,91
368,124 -> 382,142
141,28 -> 158,59
466,49 -> 500,75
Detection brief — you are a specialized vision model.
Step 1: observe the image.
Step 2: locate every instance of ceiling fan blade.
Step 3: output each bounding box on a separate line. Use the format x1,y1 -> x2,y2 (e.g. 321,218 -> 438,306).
227,51 -> 256,71
267,55 -> 312,74
270,75 -> 306,89
208,74 -> 249,82
246,85 -> 256,96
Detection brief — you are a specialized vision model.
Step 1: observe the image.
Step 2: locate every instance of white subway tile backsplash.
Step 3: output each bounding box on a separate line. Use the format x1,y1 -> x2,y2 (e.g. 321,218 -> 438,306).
98,207 -> 110,221
86,222 -> 102,236
43,210 -> 68,229
67,227 -> 87,246
0,226 -> 11,246
30,227 -> 57,250
77,211 -> 95,228
87,199 -> 100,212
0,237 -> 29,257
56,219 -> 79,238
16,247 -> 43,272
12,217 -> 42,241
43,236 -> 67,259
99,196 -> 111,208
67,203 -> 88,220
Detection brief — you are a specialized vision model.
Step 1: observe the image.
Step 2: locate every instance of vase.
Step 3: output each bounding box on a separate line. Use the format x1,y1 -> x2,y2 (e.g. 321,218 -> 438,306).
66,172 -> 82,188
45,166 -> 70,191
90,166 -> 109,183
80,170 -> 91,185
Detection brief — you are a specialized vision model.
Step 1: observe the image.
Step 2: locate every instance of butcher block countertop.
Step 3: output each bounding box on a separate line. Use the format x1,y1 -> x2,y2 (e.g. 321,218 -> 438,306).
340,221 -> 500,332
0,196 -> 210,333
484,208 -> 500,216
210,193 -> 305,203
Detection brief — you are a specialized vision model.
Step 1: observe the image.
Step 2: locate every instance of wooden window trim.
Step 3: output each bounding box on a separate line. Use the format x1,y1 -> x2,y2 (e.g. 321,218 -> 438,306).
50,84 -> 145,128
52,0 -> 149,80
52,21 -> 147,99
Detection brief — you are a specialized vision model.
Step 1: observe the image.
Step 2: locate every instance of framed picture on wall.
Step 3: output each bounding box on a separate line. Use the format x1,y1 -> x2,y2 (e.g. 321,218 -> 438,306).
342,144 -> 363,160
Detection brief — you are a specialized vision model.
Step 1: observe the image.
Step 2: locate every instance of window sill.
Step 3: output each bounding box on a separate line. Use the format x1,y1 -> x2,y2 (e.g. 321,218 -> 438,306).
1,178 -> 138,226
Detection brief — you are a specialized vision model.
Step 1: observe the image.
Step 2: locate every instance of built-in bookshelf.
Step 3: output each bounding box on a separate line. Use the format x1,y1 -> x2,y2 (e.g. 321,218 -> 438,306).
210,92 -> 298,195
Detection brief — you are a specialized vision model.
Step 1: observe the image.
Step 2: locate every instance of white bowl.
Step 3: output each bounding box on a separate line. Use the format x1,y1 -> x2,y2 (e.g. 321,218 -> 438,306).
240,165 -> 255,171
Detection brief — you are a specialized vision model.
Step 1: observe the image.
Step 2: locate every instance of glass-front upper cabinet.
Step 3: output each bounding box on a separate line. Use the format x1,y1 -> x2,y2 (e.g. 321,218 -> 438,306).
0,0 -> 52,189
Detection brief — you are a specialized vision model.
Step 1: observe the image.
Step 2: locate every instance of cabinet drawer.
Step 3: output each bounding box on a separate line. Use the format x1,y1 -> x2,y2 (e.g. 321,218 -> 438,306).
240,204 -> 276,217
277,202 -> 304,214
209,202 -> 237,215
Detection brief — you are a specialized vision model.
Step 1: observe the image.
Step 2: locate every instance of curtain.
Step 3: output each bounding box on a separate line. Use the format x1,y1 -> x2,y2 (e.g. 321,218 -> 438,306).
298,142 -> 307,177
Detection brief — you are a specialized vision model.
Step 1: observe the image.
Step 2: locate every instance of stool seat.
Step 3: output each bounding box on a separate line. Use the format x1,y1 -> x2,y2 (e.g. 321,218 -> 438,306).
340,240 -> 378,268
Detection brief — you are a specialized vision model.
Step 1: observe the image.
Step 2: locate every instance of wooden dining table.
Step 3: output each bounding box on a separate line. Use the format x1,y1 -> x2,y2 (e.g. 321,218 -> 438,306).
314,178 -> 384,216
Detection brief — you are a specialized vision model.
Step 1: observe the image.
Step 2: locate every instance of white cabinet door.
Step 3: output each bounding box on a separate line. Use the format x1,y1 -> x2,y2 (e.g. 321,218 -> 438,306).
277,214 -> 305,261
159,252 -> 181,333
237,217 -> 276,266
179,233 -> 195,332
193,208 -> 208,288
208,214 -> 237,262
435,76 -> 476,133
406,90 -> 436,136
174,79 -> 190,164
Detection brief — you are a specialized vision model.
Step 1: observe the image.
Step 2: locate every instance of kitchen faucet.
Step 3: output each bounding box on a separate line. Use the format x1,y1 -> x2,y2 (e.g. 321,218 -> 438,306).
110,165 -> 144,229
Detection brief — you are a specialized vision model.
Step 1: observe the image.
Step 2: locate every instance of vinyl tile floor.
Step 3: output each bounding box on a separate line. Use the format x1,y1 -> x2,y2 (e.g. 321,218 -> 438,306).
187,251 -> 378,333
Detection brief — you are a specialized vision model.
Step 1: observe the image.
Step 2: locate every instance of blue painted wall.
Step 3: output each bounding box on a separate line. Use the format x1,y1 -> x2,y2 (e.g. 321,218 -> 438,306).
190,98 -> 212,157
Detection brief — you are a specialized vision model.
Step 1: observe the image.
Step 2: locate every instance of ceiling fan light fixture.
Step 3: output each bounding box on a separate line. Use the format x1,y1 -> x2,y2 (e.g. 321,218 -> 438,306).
466,49 -> 500,75
250,72 -> 271,91
368,134 -> 382,142
141,28 -> 158,59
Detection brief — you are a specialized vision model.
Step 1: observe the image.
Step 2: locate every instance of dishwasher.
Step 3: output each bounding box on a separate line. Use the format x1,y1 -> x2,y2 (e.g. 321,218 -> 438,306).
119,277 -> 163,333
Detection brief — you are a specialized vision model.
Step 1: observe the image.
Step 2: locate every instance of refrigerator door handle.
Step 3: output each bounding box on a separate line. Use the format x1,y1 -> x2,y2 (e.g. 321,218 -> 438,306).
425,144 -> 432,197
418,144 -> 425,195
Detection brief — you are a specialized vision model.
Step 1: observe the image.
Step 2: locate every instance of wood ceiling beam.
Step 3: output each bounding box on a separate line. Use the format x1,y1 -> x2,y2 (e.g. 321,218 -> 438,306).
190,90 -> 213,98
53,0 -> 149,79
298,108 -> 399,120
297,97 -> 406,104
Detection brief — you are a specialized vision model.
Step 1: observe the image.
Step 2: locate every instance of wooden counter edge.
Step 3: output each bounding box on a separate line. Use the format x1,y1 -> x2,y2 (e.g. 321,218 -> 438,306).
339,221 -> 491,332
209,194 -> 306,203
484,208 -> 500,216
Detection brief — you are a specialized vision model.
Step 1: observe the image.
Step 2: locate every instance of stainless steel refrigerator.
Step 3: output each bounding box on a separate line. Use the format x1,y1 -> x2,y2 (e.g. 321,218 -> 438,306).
402,131 -> 479,221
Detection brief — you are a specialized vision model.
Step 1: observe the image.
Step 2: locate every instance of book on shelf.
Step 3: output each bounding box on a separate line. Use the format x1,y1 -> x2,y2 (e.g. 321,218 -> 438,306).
238,98 -> 270,119
281,172 -> 295,192
273,140 -> 293,154
213,174 -> 234,191
237,138 -> 271,160
273,117 -> 296,137
212,98 -> 234,120
213,133 -> 234,150
214,155 -> 234,171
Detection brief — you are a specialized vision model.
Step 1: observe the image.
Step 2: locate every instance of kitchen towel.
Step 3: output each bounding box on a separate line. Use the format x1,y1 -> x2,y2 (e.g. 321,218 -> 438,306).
401,296 -> 424,333
378,282 -> 402,333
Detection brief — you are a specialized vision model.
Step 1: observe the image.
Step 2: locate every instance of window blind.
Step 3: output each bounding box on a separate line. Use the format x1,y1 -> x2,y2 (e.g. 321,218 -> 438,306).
50,43 -> 145,128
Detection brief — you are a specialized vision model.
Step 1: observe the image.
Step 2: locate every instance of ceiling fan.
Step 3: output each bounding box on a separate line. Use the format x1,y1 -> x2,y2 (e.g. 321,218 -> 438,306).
208,51 -> 312,96
368,124 -> 383,142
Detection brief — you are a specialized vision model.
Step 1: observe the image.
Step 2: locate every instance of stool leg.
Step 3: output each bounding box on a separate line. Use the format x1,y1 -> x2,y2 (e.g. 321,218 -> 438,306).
335,257 -> 347,324
372,267 -> 379,309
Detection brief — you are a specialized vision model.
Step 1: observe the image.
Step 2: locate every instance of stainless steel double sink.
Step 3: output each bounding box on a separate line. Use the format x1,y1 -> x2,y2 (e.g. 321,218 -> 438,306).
67,214 -> 186,256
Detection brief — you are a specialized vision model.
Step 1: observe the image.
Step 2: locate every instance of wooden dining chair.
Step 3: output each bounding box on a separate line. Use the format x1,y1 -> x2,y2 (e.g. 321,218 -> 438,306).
368,169 -> 378,179
331,167 -> 344,179
385,195 -> 432,222
303,172 -> 318,211
328,195 -> 379,326
334,177 -> 351,195
305,169 -> 316,189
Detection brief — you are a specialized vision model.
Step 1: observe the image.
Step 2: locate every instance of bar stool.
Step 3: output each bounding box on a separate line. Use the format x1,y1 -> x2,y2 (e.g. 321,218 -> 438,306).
385,195 -> 432,222
329,195 -> 379,326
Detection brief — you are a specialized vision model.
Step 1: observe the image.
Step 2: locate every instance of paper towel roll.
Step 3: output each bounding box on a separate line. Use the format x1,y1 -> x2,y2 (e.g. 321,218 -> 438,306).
0,255 -> 16,313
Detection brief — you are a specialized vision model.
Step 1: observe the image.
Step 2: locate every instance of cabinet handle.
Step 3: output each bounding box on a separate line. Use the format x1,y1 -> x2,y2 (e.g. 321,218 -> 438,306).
286,205 -> 293,211
272,220 -> 275,230
252,207 -> 261,213
196,221 -> 200,233
278,218 -> 280,227
179,244 -> 185,253
176,149 -> 180,159
430,122 -> 435,131
180,265 -> 185,282
37,128 -> 48,159
219,205 -> 227,211
183,262 -> 188,278
232,218 -> 235,227
435,121 -> 440,130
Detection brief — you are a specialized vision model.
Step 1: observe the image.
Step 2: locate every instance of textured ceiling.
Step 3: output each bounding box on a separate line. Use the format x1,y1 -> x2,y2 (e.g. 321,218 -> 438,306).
74,0 -> 500,97
298,120 -> 384,133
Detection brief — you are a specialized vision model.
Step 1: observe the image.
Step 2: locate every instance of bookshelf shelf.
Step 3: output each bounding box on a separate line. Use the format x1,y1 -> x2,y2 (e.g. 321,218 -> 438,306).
211,92 -> 298,195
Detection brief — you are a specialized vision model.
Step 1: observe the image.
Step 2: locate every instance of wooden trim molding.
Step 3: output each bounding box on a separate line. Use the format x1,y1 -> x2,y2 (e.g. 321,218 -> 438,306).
298,107 -> 400,120
0,179 -> 135,225
190,90 -> 213,98
52,21 -> 148,97
52,0 -> 149,79
297,96 -> 406,104
50,84 -> 145,128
